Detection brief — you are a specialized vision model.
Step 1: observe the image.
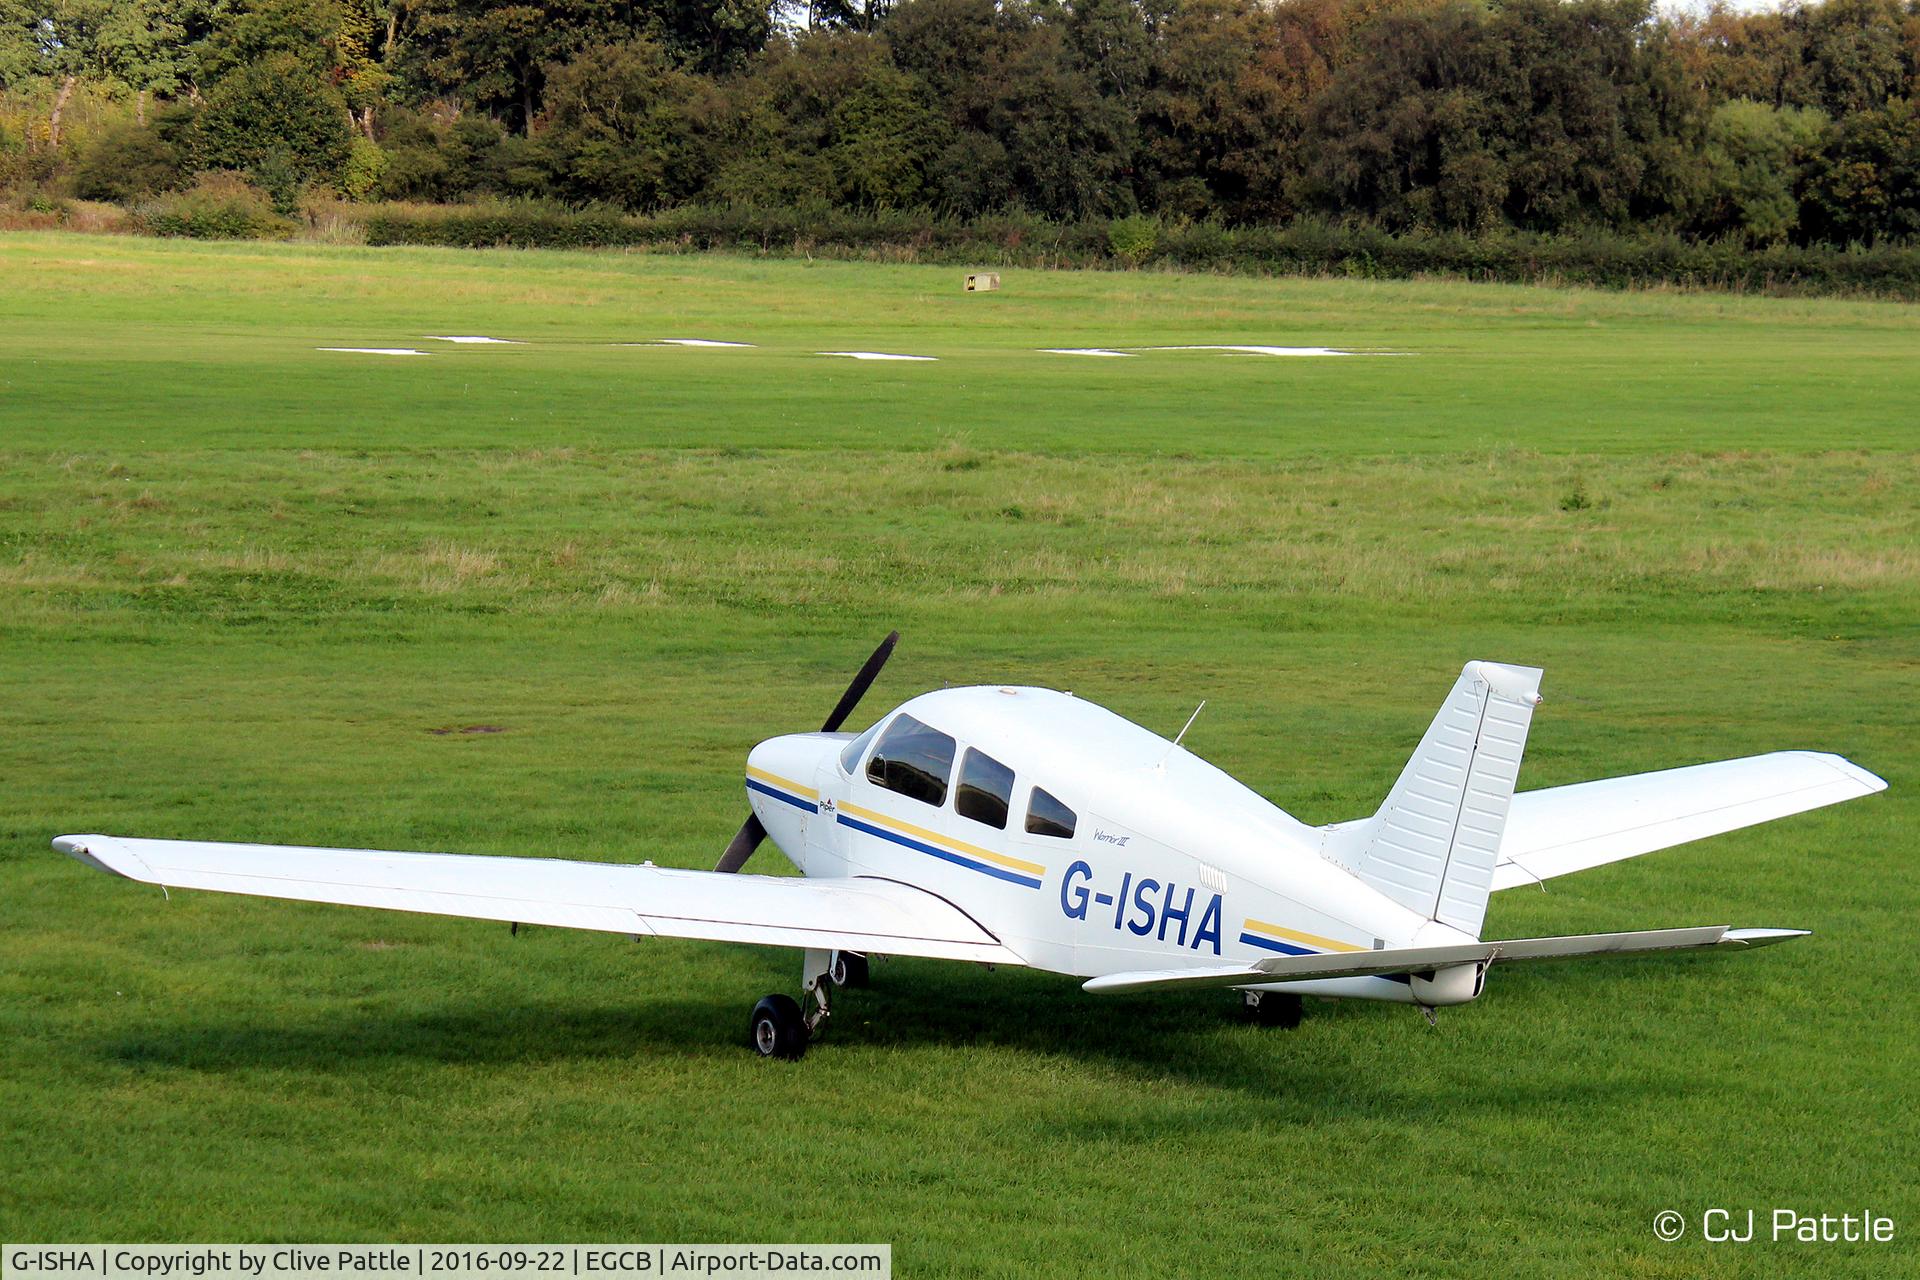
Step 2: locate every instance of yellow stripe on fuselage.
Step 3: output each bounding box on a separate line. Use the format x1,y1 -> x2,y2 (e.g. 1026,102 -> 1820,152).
745,765 -> 819,801
1242,918 -> 1367,953
837,800 -> 1047,878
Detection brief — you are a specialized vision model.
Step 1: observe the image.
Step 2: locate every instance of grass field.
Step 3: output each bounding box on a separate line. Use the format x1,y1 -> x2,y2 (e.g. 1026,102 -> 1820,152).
1,232 -> 1914,1277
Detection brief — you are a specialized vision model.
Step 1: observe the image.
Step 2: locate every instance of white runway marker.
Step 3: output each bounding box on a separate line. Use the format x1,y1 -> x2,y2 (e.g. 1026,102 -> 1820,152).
818,351 -> 938,362
1144,345 -> 1358,357
423,335 -> 523,344
611,338 -> 756,348
317,347 -> 429,356
1039,348 -> 1137,357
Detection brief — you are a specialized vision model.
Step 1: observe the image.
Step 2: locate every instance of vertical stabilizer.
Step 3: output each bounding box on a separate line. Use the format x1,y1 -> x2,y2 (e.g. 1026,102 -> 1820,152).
1324,661 -> 1543,938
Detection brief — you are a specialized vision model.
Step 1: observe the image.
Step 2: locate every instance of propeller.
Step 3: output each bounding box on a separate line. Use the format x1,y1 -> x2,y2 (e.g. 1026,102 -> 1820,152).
713,630 -> 899,873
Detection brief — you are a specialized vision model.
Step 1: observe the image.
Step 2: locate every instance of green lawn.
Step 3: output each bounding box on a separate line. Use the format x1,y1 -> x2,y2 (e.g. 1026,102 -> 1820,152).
1,232 -> 1914,1276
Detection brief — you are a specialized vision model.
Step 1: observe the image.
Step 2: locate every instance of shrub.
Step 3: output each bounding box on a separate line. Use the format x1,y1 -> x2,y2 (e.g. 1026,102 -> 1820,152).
72,122 -> 186,201
1161,219 -> 1232,267
133,172 -> 295,240
340,136 -> 389,200
250,150 -> 302,215
361,197 -> 647,249
0,189 -> 67,229
1107,213 -> 1159,265
61,199 -> 134,234
299,194 -> 370,244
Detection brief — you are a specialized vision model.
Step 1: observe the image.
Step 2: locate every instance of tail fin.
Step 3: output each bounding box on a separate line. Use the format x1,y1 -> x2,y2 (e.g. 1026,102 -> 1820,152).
1323,661 -> 1543,938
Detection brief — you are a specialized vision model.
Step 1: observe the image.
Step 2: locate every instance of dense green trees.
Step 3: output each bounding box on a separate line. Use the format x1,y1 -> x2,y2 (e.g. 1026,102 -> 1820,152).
538,39 -> 721,208
193,51 -> 352,205
6,0 -> 1920,247
1695,99 -> 1830,241
719,33 -> 944,207
1808,93 -> 1920,238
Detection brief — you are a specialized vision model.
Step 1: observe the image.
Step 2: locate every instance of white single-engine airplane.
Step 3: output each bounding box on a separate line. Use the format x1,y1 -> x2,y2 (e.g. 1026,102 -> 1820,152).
57,635 -> 1886,1058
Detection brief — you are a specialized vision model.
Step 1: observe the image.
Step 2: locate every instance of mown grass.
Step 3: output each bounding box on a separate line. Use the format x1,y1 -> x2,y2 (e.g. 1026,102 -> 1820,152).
0,232 -> 1914,1276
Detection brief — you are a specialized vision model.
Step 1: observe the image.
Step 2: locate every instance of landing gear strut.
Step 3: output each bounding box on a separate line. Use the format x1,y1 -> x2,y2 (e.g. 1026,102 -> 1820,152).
1242,989 -> 1304,1029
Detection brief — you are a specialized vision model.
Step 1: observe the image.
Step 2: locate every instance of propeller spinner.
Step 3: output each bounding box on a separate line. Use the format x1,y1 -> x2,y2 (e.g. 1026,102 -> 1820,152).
712,631 -> 899,873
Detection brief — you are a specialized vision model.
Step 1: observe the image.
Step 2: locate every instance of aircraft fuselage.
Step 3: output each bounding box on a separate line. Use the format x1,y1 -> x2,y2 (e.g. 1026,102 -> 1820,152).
743,685 -> 1475,1004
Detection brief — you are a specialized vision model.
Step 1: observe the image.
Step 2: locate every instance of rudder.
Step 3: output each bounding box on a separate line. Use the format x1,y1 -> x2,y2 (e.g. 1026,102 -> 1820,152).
1323,661 -> 1543,938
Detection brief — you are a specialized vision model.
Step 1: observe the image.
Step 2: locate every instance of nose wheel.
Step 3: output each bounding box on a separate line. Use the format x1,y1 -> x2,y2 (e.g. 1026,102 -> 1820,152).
748,994 -> 809,1059
750,948 -> 867,1059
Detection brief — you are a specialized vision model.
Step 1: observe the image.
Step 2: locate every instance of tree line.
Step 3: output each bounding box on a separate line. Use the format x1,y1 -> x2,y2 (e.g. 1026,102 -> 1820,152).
4,0 -> 1918,248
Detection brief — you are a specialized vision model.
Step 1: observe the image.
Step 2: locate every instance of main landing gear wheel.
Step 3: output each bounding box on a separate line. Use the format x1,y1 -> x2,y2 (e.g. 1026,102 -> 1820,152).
749,993 -> 809,1059
828,950 -> 869,989
1243,990 -> 1304,1029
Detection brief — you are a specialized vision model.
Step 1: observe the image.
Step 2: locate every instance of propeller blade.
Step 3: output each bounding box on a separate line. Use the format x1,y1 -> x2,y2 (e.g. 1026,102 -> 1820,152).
713,813 -> 766,874
713,632 -> 899,873
821,630 -> 899,733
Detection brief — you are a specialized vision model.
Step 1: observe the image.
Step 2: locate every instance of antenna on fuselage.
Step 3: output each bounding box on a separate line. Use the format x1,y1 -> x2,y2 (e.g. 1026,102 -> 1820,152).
1157,700 -> 1207,773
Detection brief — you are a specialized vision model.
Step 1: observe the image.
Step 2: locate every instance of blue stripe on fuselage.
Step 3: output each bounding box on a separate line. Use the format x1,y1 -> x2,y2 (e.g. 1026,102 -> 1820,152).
746,778 -> 816,813
836,813 -> 1043,889
1238,931 -> 1316,957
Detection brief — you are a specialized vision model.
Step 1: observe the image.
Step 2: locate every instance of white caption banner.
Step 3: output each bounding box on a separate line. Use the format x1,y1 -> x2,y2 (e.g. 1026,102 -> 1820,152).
5,1247 -> 889,1280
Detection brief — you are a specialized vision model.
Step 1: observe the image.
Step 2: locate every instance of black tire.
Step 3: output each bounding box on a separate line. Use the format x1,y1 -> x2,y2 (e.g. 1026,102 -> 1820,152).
1246,991 -> 1304,1029
829,950 -> 870,989
749,994 -> 808,1059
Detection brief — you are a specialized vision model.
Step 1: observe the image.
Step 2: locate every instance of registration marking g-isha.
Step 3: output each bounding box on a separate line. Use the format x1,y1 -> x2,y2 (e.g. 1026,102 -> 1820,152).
1060,859 -> 1223,953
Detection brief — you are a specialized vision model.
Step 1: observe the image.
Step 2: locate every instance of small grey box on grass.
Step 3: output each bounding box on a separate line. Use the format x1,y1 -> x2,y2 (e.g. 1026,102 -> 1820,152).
965,271 -> 1000,292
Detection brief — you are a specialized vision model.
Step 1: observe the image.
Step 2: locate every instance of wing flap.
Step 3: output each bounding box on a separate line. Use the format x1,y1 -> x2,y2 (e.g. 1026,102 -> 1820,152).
1082,925 -> 1805,994
54,834 -> 1024,965
1492,751 -> 1885,891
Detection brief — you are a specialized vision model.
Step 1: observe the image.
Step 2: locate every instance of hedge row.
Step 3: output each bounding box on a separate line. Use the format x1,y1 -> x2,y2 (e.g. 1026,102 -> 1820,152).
340,201 -> 1920,299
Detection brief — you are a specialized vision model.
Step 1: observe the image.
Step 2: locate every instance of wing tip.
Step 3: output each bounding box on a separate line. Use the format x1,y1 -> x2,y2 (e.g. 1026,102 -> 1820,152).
1724,927 -> 1812,949
1785,751 -> 1888,794
52,833 -> 141,879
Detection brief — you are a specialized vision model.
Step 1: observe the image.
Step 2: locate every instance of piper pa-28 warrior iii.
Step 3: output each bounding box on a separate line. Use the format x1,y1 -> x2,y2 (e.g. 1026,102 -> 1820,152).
56,635 -> 1887,1059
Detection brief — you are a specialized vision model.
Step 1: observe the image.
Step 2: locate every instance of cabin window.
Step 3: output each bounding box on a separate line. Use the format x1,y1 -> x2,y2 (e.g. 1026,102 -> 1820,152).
866,713 -> 956,807
838,720 -> 882,775
1025,787 -> 1077,839
955,748 -> 1014,829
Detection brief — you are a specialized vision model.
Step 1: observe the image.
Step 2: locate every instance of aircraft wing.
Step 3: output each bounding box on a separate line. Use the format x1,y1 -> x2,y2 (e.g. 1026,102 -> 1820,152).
1082,925 -> 1805,994
53,834 -> 1025,965
1491,751 -> 1885,891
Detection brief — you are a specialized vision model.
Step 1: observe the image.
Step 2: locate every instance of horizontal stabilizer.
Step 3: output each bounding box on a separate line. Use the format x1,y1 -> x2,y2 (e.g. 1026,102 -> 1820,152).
1082,925 -> 1805,994
53,834 -> 1027,965
1494,751 -> 1887,890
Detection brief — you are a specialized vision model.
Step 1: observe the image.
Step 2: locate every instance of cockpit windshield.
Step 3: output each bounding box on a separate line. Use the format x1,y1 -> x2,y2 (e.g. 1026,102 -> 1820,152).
838,720 -> 883,775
